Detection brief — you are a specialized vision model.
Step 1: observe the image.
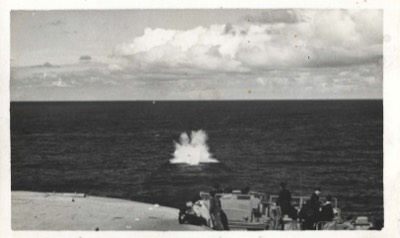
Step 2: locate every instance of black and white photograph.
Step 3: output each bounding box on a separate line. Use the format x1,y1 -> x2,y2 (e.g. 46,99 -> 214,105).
1,0 -> 399,236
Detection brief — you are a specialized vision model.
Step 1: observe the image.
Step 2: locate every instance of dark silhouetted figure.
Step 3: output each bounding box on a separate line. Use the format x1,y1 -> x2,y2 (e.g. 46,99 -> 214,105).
319,195 -> 334,222
277,182 -> 292,218
210,189 -> 230,230
209,190 -> 224,230
298,200 -> 316,230
310,187 -> 321,209
210,184 -> 230,230
220,209 -> 230,230
310,187 -> 321,228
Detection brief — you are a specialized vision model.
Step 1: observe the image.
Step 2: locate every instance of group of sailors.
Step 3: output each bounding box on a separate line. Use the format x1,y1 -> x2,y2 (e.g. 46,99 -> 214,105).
277,182 -> 334,230
177,182 -> 381,231
178,183 -> 230,230
179,182 -> 335,231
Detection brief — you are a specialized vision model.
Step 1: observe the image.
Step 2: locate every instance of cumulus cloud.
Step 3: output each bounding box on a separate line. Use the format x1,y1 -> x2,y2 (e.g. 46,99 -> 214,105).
112,25 -> 248,73
111,9 -> 382,73
10,10 -> 383,101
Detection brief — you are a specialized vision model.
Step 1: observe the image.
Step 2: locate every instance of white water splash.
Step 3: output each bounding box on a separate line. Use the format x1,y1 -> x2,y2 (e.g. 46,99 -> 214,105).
170,130 -> 219,166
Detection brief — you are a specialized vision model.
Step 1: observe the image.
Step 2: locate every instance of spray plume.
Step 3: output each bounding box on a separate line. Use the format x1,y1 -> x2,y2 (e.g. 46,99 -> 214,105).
170,130 -> 219,166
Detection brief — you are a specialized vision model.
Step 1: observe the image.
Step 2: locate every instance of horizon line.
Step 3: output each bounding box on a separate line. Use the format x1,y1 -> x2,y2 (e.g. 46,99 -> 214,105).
10,98 -> 383,103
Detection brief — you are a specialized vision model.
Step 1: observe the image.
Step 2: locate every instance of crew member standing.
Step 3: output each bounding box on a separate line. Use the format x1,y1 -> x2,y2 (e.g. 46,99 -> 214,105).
310,187 -> 321,228
277,182 -> 292,218
319,195 -> 334,222
310,187 -> 321,211
209,190 -> 224,230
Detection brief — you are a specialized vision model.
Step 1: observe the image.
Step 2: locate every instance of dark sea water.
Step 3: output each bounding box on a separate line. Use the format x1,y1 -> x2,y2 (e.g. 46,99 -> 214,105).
11,100 -> 383,221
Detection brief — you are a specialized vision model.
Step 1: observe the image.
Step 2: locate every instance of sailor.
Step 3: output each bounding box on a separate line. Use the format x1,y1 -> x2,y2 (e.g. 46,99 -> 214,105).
211,184 -> 229,230
220,206 -> 230,230
310,187 -> 321,210
178,201 -> 208,226
319,195 -> 334,222
277,182 -> 292,218
209,189 -> 224,230
192,200 -> 212,227
298,200 -> 315,230
190,192 -> 213,228
310,187 -> 322,228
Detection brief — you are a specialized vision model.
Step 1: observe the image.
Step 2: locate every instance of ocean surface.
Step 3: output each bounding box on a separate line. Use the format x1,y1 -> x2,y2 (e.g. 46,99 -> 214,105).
11,100 -> 383,221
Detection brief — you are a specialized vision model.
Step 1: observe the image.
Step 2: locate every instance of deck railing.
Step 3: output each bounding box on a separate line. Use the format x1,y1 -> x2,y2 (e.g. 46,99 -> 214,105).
269,195 -> 338,209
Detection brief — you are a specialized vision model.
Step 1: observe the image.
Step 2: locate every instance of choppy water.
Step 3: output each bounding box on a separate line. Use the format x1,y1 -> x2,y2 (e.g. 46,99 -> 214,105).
11,100 -> 383,221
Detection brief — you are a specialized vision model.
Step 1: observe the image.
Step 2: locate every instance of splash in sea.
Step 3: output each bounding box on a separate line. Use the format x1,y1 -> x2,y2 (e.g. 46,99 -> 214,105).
170,130 -> 219,166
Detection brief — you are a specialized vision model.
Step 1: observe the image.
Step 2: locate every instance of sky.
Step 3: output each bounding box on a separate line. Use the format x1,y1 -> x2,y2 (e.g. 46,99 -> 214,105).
10,9 -> 383,101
